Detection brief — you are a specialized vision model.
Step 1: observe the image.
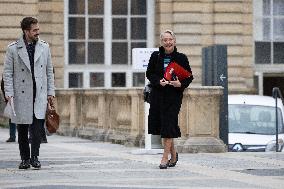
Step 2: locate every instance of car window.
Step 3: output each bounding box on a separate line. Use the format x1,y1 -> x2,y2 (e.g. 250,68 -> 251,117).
229,104 -> 284,135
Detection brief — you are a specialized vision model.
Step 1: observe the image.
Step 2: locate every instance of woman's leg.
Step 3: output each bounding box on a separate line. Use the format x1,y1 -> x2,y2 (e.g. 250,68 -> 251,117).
168,139 -> 179,167
170,140 -> 177,163
161,138 -> 172,164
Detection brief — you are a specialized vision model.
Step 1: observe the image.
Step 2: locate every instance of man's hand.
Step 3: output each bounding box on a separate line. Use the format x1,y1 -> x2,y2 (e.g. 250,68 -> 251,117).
47,95 -> 54,100
47,95 -> 54,104
160,78 -> 169,87
169,77 -> 181,87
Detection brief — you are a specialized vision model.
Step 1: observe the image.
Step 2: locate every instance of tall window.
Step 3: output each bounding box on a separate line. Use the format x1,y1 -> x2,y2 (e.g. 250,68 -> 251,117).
66,0 -> 150,88
68,0 -> 104,66
254,0 -> 284,64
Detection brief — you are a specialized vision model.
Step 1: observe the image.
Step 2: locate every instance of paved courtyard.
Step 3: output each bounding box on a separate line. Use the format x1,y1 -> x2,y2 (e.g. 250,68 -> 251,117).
0,128 -> 284,189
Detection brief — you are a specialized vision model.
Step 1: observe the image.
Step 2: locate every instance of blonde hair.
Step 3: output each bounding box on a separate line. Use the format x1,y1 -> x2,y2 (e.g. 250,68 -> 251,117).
160,29 -> 176,43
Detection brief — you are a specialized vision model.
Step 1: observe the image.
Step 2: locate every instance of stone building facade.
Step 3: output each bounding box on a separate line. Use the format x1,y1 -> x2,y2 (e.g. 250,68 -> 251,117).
0,0 -> 64,88
0,0 -> 283,95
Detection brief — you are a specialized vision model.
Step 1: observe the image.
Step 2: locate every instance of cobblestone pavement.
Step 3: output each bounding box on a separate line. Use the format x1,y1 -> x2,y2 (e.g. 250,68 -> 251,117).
0,128 -> 284,189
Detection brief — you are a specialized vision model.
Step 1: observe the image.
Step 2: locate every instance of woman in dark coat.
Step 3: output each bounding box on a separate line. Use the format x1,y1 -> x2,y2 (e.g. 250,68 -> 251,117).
146,30 -> 193,169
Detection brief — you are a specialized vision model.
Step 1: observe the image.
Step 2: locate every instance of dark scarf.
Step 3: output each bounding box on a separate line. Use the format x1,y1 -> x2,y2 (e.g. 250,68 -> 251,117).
24,36 -> 37,103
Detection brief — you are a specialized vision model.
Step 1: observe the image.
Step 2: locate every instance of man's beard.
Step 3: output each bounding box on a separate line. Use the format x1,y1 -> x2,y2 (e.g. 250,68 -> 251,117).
33,35 -> 39,41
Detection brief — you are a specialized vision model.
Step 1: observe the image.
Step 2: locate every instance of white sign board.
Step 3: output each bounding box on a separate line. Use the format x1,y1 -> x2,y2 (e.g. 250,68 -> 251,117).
130,48 -> 163,154
132,48 -> 158,70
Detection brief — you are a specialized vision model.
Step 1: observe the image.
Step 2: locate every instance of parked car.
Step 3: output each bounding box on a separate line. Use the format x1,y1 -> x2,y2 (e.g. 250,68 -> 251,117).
228,95 -> 284,152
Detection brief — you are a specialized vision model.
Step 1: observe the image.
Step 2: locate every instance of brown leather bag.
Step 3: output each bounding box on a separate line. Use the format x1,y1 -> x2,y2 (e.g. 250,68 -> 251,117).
46,98 -> 60,133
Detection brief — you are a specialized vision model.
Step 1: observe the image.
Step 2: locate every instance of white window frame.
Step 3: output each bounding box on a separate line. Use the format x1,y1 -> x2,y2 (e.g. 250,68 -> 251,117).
253,0 -> 284,95
64,0 -> 155,88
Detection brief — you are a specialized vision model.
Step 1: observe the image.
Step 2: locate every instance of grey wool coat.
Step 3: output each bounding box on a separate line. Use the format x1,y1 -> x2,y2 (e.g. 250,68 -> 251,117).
3,35 -> 55,124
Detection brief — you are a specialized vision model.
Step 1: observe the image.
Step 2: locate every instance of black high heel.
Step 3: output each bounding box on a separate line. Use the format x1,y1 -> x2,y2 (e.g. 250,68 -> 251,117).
168,152 -> 178,167
159,163 -> 168,169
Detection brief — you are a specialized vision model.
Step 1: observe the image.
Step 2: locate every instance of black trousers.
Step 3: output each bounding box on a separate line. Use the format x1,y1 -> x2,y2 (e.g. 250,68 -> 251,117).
17,117 -> 45,160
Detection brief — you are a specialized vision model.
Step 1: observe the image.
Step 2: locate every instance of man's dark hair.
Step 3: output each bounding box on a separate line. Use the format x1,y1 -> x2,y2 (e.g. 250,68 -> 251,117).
20,17 -> 38,32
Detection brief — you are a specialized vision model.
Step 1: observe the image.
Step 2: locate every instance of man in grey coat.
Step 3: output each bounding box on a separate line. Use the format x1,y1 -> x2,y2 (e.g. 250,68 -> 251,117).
3,17 -> 55,169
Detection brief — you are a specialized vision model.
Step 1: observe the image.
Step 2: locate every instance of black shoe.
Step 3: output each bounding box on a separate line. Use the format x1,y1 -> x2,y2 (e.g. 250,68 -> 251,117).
6,138 -> 15,142
19,159 -> 30,169
159,163 -> 168,169
168,152 -> 178,167
30,156 -> 41,169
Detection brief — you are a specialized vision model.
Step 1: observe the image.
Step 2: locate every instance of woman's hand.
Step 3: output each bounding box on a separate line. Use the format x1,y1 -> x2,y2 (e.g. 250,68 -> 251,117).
160,78 -> 169,87
169,77 -> 181,87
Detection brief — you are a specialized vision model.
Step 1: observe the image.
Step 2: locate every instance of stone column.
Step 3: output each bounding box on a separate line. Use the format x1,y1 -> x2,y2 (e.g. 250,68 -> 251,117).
177,86 -> 226,153
69,93 -> 77,133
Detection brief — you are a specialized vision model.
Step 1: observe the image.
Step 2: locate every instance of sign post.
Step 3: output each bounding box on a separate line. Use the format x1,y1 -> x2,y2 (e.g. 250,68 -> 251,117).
202,45 -> 228,145
132,48 -> 163,154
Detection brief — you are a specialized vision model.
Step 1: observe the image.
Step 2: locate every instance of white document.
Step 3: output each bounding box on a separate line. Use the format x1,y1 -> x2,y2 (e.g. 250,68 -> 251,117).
3,98 -> 16,118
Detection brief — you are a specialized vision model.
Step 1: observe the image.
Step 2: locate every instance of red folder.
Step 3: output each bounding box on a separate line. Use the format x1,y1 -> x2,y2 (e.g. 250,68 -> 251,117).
164,61 -> 191,81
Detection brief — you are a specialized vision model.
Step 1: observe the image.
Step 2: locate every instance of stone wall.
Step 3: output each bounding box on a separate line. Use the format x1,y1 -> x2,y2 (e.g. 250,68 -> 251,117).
38,0 -> 64,88
0,87 -> 226,152
55,88 -> 145,147
54,87 -> 226,152
0,0 -> 64,88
